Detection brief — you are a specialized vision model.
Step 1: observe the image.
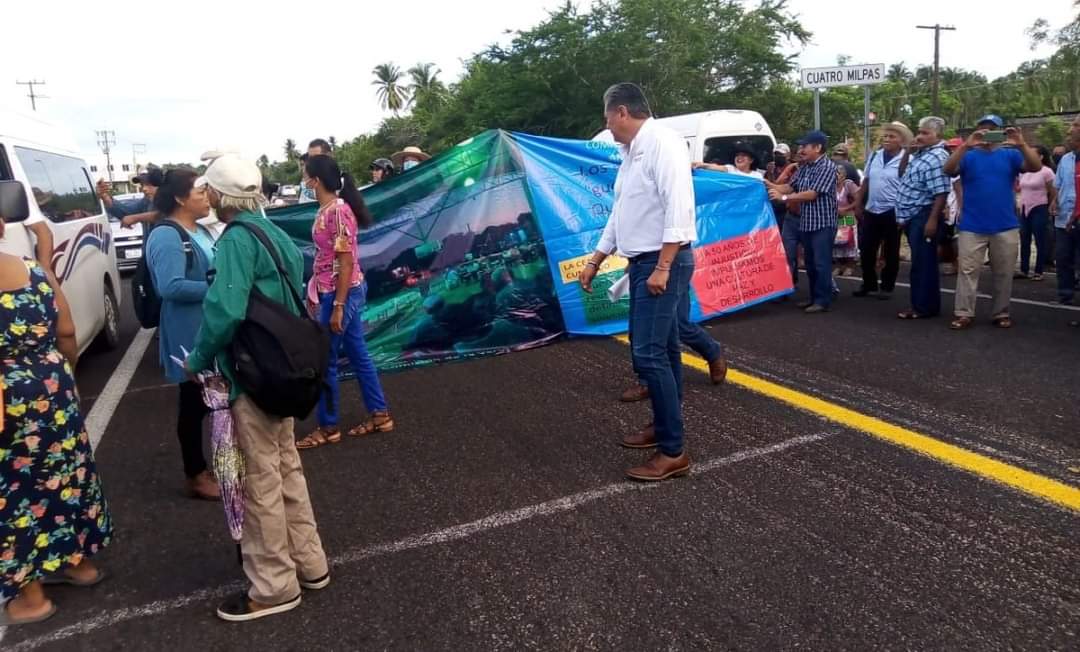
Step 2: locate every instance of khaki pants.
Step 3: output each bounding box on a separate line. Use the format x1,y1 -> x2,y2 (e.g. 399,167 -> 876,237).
232,395 -> 328,605
954,229 -> 1019,319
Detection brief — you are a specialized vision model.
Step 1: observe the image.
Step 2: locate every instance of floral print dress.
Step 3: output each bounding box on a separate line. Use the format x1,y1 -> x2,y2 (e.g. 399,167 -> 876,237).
1,259 -> 111,600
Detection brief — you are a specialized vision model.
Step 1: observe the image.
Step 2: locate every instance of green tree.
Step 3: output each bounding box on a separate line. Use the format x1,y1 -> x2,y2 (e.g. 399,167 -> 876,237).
283,139 -> 298,161
408,62 -> 446,109
372,63 -> 409,113
1036,117 -> 1068,147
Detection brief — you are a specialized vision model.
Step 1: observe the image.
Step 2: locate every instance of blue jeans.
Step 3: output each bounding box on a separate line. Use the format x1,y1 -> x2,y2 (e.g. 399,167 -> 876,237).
1019,204 -> 1050,275
1056,226 -> 1080,302
628,248 -> 694,457
799,226 -> 837,307
781,215 -> 800,289
316,283 -> 388,427
903,208 -> 941,316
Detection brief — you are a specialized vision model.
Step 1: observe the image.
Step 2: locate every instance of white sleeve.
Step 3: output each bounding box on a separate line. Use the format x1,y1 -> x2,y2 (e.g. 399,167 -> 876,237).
653,135 -> 697,244
596,206 -> 618,255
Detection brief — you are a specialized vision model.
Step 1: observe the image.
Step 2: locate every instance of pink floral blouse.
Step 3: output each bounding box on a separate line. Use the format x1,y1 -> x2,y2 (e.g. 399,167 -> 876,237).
311,201 -> 364,295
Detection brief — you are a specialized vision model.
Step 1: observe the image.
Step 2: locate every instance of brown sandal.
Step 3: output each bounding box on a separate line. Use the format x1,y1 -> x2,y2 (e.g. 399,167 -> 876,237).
949,316 -> 974,330
992,316 -> 1013,329
347,411 -> 394,437
296,427 -> 341,450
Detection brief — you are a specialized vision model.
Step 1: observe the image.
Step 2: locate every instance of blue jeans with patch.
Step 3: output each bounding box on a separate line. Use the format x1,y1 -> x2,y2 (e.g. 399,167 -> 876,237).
628,247 -> 694,457
316,283 -> 388,428
799,225 -> 837,308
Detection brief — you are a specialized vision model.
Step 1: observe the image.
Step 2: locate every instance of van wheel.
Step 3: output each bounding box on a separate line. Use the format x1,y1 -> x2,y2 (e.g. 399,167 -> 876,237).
94,286 -> 122,351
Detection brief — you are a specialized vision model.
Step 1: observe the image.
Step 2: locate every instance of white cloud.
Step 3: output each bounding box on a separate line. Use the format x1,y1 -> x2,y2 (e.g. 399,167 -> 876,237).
2,0 -> 1073,169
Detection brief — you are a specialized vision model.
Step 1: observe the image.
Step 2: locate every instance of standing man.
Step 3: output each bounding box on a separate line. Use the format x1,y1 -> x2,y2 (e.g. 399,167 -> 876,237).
185,155 -> 329,621
298,139 -> 333,204
894,117 -> 951,320
1052,120 -> 1080,305
97,166 -> 163,229
944,115 -> 1042,329
578,83 -> 697,482
766,130 -> 838,313
853,122 -> 911,299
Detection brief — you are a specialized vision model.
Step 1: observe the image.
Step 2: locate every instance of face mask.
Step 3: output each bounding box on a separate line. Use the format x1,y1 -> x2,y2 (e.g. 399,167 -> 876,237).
773,154 -> 787,166
1053,153 -> 1064,165
403,160 -> 419,171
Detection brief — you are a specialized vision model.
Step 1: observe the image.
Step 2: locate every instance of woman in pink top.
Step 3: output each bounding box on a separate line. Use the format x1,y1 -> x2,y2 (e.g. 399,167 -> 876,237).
1015,146 -> 1057,280
296,155 -> 392,450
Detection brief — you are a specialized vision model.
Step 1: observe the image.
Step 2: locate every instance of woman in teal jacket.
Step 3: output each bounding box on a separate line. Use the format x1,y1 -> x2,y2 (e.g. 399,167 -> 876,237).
145,168 -> 220,501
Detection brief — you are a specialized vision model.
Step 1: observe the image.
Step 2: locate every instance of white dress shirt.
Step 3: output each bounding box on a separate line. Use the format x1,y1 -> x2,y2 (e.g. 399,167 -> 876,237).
597,118 -> 697,258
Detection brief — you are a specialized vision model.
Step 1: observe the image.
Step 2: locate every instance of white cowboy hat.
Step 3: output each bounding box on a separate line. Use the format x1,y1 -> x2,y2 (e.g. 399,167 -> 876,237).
391,146 -> 431,167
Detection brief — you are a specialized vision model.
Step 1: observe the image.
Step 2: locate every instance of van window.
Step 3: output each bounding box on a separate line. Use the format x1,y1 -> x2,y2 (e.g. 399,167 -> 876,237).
703,136 -> 775,172
14,147 -> 99,222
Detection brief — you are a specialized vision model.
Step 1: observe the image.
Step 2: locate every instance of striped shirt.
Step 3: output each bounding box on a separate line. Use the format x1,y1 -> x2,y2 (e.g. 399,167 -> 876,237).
896,143 -> 951,221
791,155 -> 838,232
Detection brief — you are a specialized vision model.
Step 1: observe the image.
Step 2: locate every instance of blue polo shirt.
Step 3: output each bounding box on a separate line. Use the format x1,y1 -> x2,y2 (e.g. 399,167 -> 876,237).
957,147 -> 1024,234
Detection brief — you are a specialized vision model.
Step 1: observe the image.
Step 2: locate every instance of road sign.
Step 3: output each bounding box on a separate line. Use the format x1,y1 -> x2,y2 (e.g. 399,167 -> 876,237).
801,64 -> 887,89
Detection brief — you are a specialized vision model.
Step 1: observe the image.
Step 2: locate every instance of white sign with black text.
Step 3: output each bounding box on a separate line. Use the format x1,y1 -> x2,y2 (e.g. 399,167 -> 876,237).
801,64 -> 887,89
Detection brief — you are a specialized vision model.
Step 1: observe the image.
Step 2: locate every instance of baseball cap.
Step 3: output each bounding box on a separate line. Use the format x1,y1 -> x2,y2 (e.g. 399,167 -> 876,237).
773,143 -> 791,155
945,137 -> 964,148
132,166 -> 165,187
832,144 -> 849,156
194,154 -> 263,200
796,130 -> 829,147
976,114 -> 1004,129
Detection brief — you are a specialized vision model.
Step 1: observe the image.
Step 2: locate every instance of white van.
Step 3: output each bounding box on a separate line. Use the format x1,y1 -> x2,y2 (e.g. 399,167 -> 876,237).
595,109 -> 778,169
0,110 -> 122,354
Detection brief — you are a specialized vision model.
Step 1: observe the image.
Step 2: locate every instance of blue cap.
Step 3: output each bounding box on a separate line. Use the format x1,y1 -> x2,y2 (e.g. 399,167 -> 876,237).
796,130 -> 829,146
976,114 -> 1004,129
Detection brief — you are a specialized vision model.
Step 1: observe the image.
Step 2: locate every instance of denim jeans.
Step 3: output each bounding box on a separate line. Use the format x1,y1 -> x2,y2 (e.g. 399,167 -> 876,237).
629,279 -> 721,386
316,283 -> 388,428
799,226 -> 837,308
902,208 -> 941,317
1019,204 -> 1050,275
781,215 -> 800,289
628,247 -> 694,457
1056,226 -> 1080,302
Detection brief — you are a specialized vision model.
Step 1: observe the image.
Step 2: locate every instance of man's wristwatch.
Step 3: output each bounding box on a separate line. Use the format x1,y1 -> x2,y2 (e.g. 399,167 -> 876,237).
585,261 -> 599,269
781,195 -> 789,202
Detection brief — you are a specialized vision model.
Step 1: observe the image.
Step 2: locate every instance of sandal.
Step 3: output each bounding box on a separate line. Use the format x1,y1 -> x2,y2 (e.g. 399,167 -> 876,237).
992,316 -> 1013,329
0,600 -> 57,626
41,566 -> 108,587
296,427 -> 341,450
949,316 -> 974,330
348,411 -> 394,437
897,310 -> 928,320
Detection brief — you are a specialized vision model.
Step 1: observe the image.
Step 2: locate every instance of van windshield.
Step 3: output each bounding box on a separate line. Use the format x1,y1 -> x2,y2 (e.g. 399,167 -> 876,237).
702,136 -> 775,172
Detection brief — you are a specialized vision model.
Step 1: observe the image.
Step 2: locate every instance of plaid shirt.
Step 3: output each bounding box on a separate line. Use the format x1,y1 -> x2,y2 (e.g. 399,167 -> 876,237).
791,155 -> 838,231
896,143 -> 951,220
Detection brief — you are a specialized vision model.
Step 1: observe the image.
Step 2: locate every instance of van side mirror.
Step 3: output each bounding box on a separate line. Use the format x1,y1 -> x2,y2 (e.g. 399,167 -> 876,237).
0,180 -> 31,222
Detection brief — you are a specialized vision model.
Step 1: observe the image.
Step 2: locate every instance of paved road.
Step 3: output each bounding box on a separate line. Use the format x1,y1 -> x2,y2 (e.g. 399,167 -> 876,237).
4,267 -> 1079,651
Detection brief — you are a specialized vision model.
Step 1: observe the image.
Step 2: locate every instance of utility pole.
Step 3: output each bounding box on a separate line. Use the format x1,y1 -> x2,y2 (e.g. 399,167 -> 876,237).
96,130 -> 117,183
16,80 -> 48,111
132,143 -> 147,174
916,24 -> 957,115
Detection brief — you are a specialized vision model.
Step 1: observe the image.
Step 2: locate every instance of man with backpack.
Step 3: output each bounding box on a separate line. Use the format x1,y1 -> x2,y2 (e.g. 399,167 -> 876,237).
184,154 -> 329,622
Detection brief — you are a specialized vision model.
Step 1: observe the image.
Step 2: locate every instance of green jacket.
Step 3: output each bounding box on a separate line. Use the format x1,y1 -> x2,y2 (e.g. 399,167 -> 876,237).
187,211 -> 305,401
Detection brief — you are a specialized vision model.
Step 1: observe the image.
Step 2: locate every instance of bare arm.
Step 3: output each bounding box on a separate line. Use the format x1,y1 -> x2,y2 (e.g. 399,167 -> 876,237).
1005,128 -> 1042,173
1047,177 -> 1058,216
46,269 -> 78,367
27,221 -> 54,270
121,211 -> 158,229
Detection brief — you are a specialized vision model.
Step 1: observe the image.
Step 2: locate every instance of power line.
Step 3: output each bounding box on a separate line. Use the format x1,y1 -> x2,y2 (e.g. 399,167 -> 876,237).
16,79 -> 48,111
96,130 -> 117,183
916,24 -> 957,115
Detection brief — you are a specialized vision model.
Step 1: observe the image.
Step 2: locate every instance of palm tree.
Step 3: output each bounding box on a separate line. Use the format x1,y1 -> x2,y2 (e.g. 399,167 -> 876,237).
257,154 -> 270,168
408,62 -> 446,107
372,63 -> 408,113
887,63 -> 912,84
328,136 -> 337,150
283,139 -> 297,161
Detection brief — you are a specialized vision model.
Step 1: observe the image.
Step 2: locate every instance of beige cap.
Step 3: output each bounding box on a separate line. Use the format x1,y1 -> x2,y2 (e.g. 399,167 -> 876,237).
195,154 -> 263,200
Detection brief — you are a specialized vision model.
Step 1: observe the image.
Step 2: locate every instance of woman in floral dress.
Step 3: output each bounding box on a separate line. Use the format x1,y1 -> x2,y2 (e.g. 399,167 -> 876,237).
1,217 -> 112,626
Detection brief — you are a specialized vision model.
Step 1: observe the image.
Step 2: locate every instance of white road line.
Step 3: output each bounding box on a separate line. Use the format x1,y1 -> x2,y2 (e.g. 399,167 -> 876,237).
10,433 -> 832,651
83,328 -> 156,450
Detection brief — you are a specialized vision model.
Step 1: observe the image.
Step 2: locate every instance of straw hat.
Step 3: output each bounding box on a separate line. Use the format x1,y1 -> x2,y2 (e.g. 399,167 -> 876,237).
880,121 -> 914,145
391,146 -> 431,167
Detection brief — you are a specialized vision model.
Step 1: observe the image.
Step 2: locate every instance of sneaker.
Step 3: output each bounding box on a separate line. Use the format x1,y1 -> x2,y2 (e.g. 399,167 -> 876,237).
852,288 -> 878,298
1031,273 -> 1043,282
299,573 -> 331,591
796,300 -> 814,309
216,592 -> 301,622
804,304 -> 829,314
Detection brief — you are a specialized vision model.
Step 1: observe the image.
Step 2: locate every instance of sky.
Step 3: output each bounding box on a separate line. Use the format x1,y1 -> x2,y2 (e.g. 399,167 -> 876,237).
1,0 -> 1074,173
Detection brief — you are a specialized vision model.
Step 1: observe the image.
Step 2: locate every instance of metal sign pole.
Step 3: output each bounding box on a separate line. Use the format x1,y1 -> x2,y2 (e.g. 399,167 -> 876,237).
814,89 -> 821,131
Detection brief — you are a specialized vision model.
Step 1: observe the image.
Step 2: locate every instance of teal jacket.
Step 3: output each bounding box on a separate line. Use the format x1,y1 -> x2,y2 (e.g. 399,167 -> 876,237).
187,211 -> 305,400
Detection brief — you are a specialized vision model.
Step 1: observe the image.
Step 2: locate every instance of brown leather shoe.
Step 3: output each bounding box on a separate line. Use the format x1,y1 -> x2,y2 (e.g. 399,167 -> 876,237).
625,452 -> 691,482
621,422 -> 657,449
186,470 -> 221,501
708,357 -> 728,385
620,384 -> 650,402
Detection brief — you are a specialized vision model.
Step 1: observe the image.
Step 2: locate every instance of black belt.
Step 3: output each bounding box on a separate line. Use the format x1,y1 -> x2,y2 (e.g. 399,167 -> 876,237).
628,244 -> 690,263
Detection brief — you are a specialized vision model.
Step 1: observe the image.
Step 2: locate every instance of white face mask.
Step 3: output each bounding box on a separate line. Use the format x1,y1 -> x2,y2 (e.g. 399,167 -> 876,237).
403,159 -> 419,171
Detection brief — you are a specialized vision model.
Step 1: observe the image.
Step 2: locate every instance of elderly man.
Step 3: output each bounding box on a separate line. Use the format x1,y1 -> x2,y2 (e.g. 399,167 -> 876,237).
186,155 -> 329,621
1052,119 -> 1080,305
853,122 -> 911,299
767,130 -> 838,313
579,83 -> 697,481
944,115 -> 1042,329
895,117 -> 951,319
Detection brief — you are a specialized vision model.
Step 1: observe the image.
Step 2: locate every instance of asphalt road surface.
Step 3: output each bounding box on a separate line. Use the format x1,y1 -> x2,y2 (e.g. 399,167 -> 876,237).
3,265 -> 1079,651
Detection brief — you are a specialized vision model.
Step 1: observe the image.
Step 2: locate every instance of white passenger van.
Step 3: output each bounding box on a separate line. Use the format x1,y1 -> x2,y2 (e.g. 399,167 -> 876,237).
0,110 -> 122,354
595,109 -> 778,169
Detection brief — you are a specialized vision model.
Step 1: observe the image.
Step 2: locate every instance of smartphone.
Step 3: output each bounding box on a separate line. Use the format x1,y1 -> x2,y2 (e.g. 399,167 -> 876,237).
982,130 -> 1006,143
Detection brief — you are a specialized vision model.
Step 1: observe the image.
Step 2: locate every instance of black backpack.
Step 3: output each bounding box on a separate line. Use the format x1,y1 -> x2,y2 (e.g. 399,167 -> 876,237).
222,221 -> 330,419
131,221 -> 194,329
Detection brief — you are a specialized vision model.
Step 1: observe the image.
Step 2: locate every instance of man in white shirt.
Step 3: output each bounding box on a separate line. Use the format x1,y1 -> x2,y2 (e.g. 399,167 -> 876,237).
853,121 -> 911,298
579,83 -> 697,482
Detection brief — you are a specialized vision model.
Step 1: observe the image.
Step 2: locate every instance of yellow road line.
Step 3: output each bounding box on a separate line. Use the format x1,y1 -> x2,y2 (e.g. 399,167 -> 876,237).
613,335 -> 1080,512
